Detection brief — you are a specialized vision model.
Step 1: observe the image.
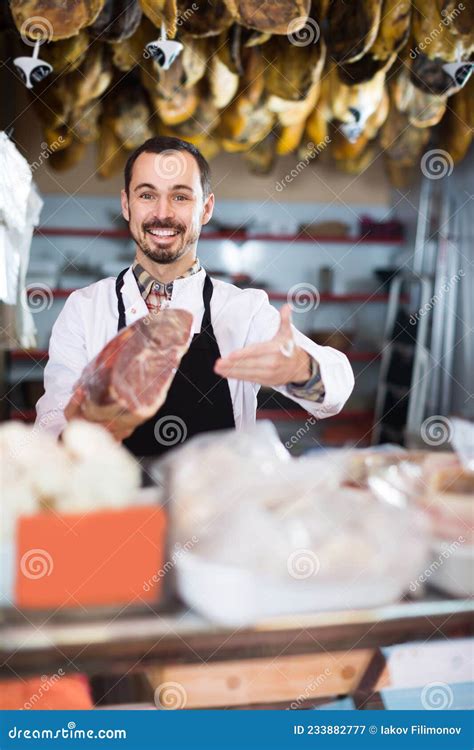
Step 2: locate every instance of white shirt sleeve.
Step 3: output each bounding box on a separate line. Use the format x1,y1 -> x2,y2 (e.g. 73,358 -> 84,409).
245,290 -> 355,419
35,292 -> 88,438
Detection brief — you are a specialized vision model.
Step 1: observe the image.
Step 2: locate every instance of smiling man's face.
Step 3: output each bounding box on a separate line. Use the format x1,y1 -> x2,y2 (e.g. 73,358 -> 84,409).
121,149 -> 214,266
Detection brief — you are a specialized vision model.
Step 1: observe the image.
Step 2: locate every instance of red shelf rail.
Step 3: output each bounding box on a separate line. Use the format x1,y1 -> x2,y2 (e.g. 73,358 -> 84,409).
8,409 -> 37,422
256,409 -> 373,422
34,227 -> 404,245
34,227 -> 130,239
9,408 -> 374,424
267,291 -> 398,303
9,350 -> 48,361
9,349 -> 381,364
26,287 -> 401,304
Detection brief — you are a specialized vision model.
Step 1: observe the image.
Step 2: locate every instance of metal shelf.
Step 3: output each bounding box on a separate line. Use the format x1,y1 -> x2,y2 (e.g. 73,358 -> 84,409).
9,350 -> 381,364
8,409 -> 37,422
268,291 -> 401,303
25,287 -> 405,304
9,350 -> 48,361
33,226 -> 405,245
9,408 -> 374,424
256,409 -> 373,422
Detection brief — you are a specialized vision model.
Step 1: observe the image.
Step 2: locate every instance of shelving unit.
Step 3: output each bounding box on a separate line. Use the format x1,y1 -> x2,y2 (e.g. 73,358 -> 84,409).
9,349 -> 381,363
255,409 -> 373,422
5,220 -> 406,447
34,226 -> 404,246
25,287 -> 402,304
9,408 -> 374,425
267,292 -> 404,303
9,409 -> 37,422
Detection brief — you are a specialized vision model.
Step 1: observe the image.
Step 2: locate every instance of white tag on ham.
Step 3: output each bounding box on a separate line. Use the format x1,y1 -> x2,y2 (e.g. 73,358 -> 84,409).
76,310 -> 193,418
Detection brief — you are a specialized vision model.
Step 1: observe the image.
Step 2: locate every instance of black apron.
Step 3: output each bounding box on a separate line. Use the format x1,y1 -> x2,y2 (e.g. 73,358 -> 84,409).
115,268 -> 235,457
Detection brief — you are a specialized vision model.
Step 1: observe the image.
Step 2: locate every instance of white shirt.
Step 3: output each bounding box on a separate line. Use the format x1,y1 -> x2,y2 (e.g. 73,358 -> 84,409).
35,267 -> 354,437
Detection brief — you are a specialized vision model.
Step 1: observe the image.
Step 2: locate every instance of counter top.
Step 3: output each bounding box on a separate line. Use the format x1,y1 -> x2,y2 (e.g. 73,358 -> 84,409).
1,595 -> 472,679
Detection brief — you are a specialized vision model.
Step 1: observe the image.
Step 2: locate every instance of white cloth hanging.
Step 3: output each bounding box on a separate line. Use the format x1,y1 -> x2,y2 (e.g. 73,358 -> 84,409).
0,131 -> 43,347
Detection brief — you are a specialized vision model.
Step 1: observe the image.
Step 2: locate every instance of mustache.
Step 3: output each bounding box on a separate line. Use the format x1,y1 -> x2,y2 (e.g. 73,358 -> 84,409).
143,220 -> 185,232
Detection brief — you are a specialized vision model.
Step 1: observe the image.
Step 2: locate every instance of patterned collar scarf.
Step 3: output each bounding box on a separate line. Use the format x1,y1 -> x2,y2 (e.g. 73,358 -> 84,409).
132,258 -> 201,312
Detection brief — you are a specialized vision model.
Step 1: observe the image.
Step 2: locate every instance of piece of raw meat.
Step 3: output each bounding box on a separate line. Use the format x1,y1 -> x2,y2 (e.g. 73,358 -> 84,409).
76,310 -> 193,418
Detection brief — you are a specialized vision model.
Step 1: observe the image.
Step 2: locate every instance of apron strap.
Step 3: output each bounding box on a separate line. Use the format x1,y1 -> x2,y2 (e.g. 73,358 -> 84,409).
115,267 -> 129,331
116,267 -> 213,333
201,273 -> 213,332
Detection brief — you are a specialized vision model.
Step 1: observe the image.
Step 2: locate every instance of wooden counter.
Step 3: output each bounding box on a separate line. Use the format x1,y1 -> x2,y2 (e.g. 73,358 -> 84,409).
1,596 -> 472,709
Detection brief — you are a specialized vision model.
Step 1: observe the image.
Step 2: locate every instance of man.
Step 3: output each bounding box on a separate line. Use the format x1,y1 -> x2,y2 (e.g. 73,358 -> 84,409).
35,137 -> 354,456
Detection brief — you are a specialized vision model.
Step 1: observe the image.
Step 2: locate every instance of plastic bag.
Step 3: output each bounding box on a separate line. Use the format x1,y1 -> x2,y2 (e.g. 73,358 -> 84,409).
451,417 -> 474,471
362,441 -> 473,598
156,423 -> 429,625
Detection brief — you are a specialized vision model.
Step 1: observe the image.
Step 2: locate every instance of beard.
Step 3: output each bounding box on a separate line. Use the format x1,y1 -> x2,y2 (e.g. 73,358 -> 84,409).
130,218 -> 200,264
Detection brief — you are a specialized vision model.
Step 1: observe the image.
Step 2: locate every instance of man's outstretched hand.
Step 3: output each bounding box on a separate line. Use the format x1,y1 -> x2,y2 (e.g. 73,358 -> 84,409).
214,304 -> 312,386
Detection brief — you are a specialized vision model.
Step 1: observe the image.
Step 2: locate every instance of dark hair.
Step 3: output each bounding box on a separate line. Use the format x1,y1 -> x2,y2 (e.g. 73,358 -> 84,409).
124,136 -> 211,198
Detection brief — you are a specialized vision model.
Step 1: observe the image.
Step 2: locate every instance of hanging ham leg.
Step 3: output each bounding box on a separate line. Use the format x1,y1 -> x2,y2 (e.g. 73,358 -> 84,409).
75,310 -> 193,419
9,0 -> 104,41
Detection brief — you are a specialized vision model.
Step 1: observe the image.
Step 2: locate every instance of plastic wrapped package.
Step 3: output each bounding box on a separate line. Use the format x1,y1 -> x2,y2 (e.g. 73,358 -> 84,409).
0,420 -> 141,525
343,446 -> 429,490
451,417 -> 474,472
156,420 -> 291,544
0,422 -> 69,540
156,423 -> 429,625
57,420 -> 141,513
364,447 -> 473,542
421,419 -> 474,546
362,435 -> 473,598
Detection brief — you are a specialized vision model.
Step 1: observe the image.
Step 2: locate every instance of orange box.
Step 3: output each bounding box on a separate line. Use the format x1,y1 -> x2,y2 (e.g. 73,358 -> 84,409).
0,675 -> 93,710
15,506 -> 167,610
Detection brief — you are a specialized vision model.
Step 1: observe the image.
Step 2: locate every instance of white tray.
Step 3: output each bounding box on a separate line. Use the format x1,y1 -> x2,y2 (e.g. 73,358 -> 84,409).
176,552 -> 415,627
